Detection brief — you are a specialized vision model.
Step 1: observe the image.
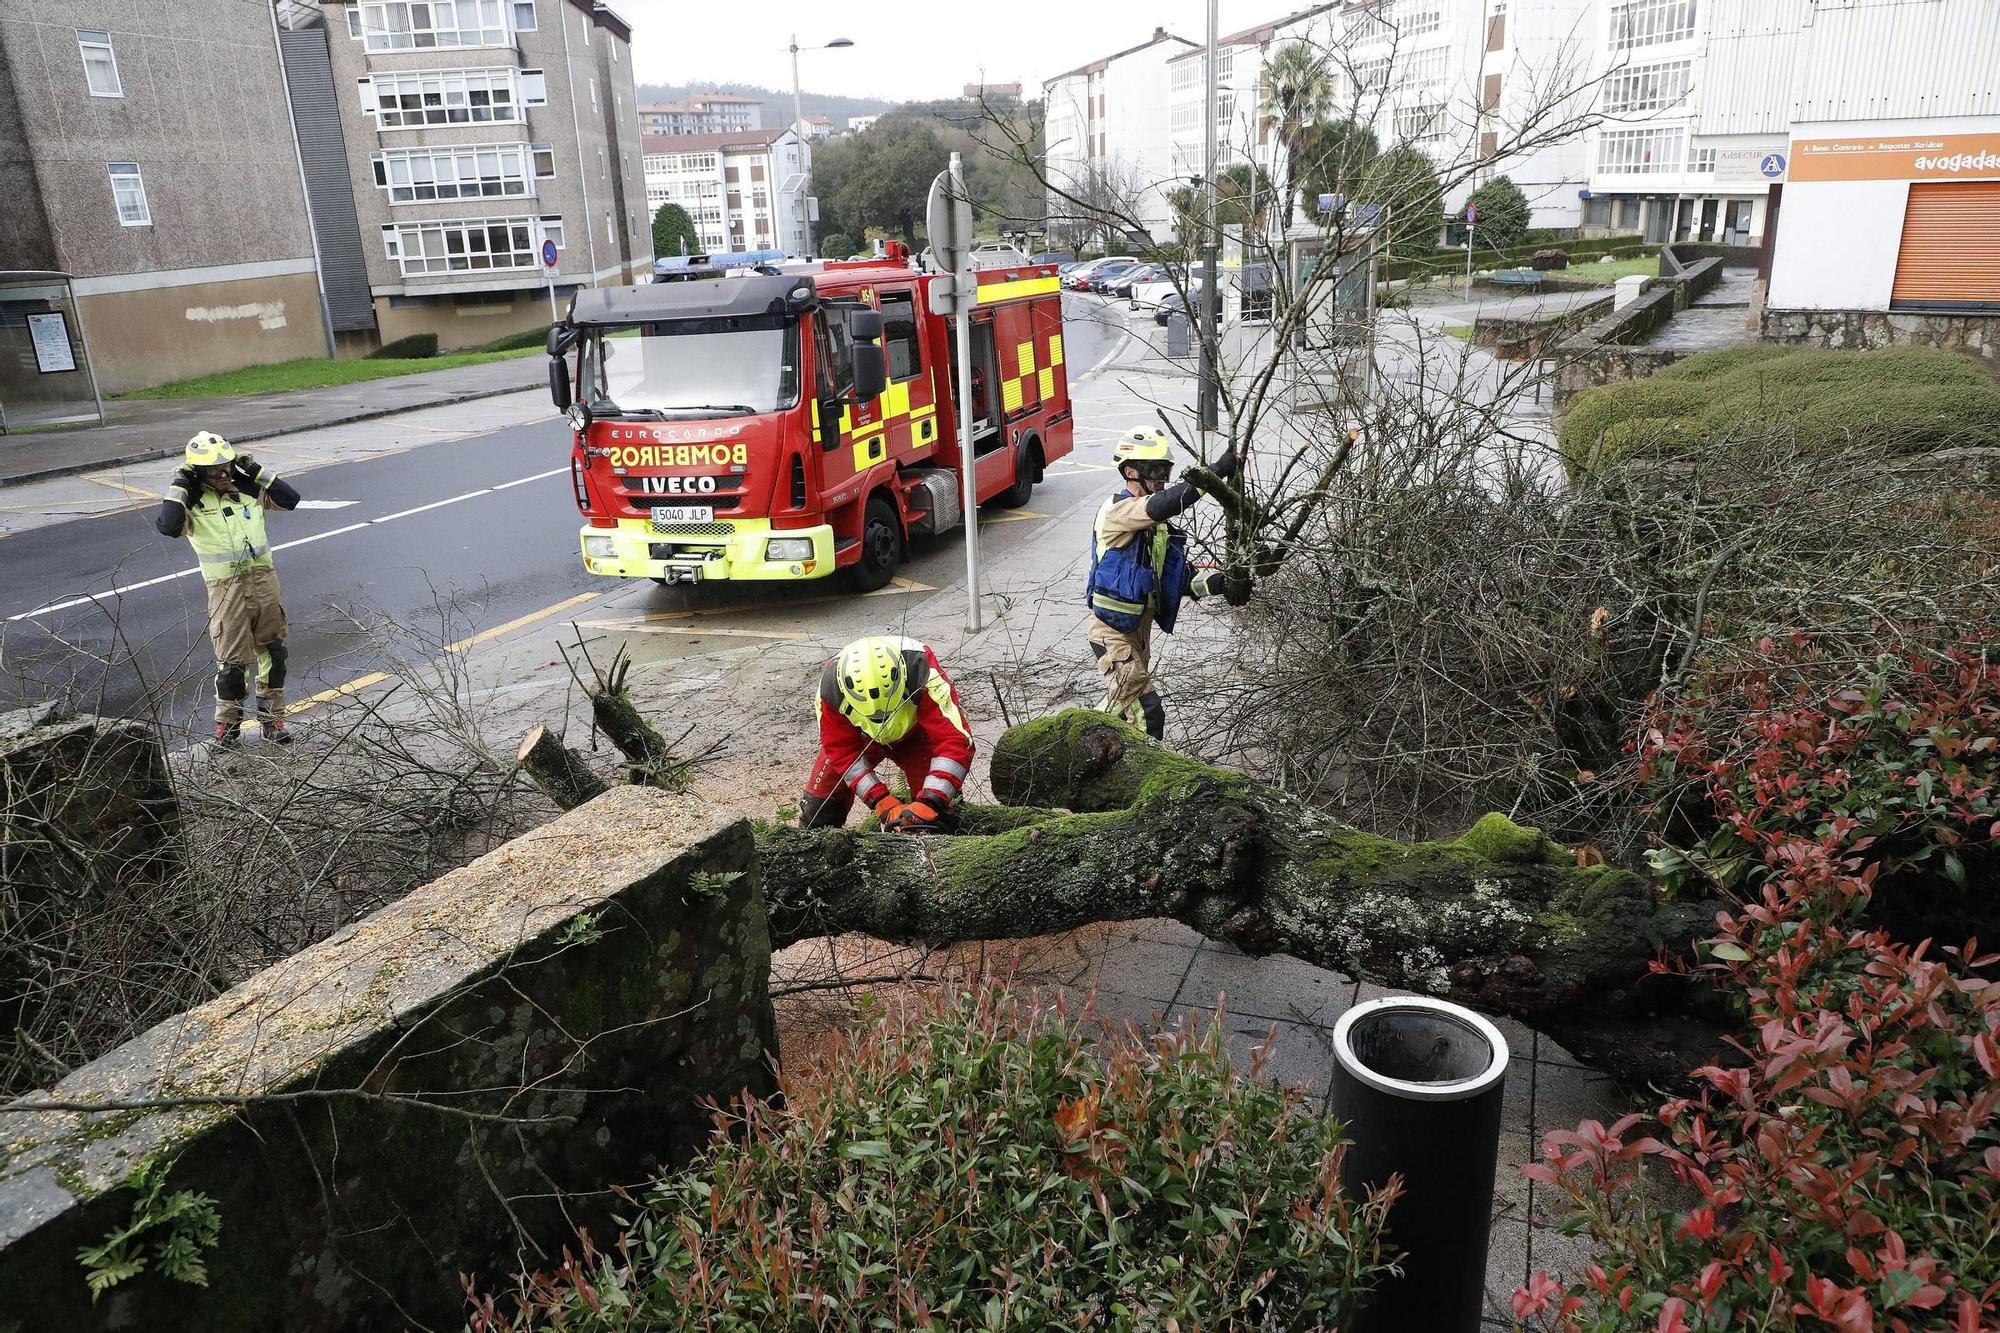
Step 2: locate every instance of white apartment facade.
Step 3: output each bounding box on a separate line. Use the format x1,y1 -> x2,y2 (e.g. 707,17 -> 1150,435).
641,127 -> 811,256
1044,27 -> 1197,242
639,92 -> 762,136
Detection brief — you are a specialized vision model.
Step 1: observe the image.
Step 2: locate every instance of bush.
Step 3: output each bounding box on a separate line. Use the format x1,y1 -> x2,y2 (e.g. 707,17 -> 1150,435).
1560,346 -> 2000,477
1638,634 -> 2000,927
1517,838 -> 2000,1333
474,988 -> 1395,1331
366,332 -> 438,360
1468,176 -> 1532,249
1532,249 -> 1570,271
817,231 -> 858,259
475,324 -> 551,353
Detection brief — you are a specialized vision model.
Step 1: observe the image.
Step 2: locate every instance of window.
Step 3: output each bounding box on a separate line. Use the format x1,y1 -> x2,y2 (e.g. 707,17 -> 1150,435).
380,216 -> 542,274
106,163 -> 150,225
531,143 -> 555,177
347,7 -> 364,37
77,30 -> 121,97
540,215 -> 565,249
1584,195 -> 1611,226
1394,103 -> 1447,143
362,68 -> 528,127
879,292 -> 920,381
1689,146 -> 1716,173
579,8 -> 589,43
358,1 -> 508,51
598,147 -> 606,181
372,143 -> 534,201
589,77 -> 597,113
1596,125 -> 1684,174
1609,0 -> 1697,50
511,0 -> 535,31
1602,59 -> 1691,114
1352,54 -> 1391,93
1398,1 -> 1442,37
1395,45 -> 1449,90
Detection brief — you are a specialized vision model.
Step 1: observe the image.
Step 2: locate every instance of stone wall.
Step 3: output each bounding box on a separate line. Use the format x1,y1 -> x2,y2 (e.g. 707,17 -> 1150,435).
1472,294 -> 1614,361
0,786 -> 779,1332
1551,259 -> 1724,407
1759,307 -> 1999,361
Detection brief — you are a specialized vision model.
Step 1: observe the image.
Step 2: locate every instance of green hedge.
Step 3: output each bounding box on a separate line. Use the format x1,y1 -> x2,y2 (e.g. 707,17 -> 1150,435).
366,332 -> 438,360
1559,346 -> 2000,478
476,324 -> 551,353
480,988 -> 1393,1330
1387,234 -> 1651,280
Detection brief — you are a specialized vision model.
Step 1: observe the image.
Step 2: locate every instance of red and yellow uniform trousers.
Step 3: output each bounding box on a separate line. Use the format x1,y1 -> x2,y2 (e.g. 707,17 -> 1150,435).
800,639 -> 975,828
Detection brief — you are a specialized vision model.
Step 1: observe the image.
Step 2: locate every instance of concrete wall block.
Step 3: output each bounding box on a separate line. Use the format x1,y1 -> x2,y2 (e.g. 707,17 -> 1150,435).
0,705 -> 178,902
0,785 -> 779,1332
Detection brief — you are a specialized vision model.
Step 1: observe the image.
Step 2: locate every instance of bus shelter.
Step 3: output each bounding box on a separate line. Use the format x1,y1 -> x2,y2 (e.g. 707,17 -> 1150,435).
0,271 -> 105,433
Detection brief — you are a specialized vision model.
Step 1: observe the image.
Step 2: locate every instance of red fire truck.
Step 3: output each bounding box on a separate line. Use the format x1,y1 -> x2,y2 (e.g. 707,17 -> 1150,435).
546,249 -> 1073,590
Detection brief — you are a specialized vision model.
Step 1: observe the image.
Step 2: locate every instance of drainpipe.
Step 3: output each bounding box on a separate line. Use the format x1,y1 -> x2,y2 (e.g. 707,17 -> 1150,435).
266,0 -> 337,357
558,1 -> 601,284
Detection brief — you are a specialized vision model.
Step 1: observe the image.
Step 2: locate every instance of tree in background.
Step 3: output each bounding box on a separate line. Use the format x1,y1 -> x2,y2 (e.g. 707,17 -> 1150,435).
1259,42 -> 1336,224
1466,175 -> 1531,249
817,233 -> 859,260
1293,120 -> 1379,223
1362,146 -> 1444,257
651,202 -> 698,258
812,118 -> 949,249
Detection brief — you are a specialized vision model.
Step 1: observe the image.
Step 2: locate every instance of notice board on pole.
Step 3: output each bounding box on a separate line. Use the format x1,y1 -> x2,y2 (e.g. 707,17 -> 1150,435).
26,312 -> 77,374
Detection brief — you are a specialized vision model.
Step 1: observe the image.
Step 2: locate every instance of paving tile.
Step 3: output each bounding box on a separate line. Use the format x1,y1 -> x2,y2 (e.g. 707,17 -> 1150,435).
1486,1012 -> 1539,1065
1128,917 -> 1207,947
1484,1216 -> 1532,1324
1083,932 -> 1202,1006
1171,1002 -> 1337,1099
1530,1063 -> 1633,1141
1352,979 -> 1419,1006
1501,1054 -> 1536,1136
1492,1130 -> 1536,1230
1528,1220 -> 1603,1286
1536,1032 -> 1590,1070
1176,942 -> 1359,1026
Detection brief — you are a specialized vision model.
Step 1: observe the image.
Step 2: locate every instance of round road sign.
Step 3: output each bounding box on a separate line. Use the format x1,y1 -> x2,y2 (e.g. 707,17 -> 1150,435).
541,239 -> 559,268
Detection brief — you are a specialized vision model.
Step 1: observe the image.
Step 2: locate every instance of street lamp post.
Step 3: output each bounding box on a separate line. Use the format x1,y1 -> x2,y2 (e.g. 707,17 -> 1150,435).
789,34 -> 854,260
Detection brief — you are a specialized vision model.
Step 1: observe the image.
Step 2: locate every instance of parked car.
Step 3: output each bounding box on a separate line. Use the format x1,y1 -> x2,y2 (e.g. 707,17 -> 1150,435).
1074,259 -> 1142,293
1100,263 -> 1162,298
1062,256 -> 1137,290
1129,269 -> 1198,311
1153,292 -> 1191,326
1031,251 -> 1075,266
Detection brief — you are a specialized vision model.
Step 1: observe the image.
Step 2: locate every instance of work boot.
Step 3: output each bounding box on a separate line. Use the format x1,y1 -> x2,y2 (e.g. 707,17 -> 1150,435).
214,720 -> 242,748
257,694 -> 293,745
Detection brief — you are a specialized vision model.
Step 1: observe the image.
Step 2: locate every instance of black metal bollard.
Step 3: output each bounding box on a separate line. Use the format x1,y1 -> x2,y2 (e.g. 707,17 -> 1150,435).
1330,997 -> 1510,1333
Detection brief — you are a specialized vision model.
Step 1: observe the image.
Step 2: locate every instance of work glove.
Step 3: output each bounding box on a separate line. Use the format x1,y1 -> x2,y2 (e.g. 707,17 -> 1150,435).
1223,574 -> 1253,607
870,794 -> 907,826
229,455 -> 263,488
888,800 -> 947,834
1206,447 -> 1239,480
171,466 -> 202,499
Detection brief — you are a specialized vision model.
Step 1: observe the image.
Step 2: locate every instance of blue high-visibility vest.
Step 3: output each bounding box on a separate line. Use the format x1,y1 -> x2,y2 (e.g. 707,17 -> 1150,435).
1086,492 -> 1193,633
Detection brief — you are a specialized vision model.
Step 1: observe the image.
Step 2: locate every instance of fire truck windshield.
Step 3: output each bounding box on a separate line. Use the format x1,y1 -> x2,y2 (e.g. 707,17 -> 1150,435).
581,315 -> 800,419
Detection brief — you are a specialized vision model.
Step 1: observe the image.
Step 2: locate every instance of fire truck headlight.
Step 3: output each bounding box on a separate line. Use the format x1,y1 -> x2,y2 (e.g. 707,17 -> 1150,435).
765,538 -> 815,562
584,535 -> 617,558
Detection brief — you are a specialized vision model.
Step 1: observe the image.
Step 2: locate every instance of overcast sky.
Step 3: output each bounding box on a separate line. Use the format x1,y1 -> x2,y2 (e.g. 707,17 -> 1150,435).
625,0 -> 1282,103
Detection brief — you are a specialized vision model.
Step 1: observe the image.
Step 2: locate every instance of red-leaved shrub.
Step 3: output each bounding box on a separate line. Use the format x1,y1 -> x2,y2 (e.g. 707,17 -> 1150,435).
1517,636 -> 2000,1332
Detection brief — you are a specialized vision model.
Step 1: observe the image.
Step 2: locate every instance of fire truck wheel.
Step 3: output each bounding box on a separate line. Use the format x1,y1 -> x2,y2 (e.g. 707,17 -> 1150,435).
993,439 -> 1042,510
846,494 -> 902,592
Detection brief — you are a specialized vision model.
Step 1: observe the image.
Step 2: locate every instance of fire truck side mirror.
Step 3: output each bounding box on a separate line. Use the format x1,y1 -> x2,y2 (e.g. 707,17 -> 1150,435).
847,308 -> 887,401
548,357 -> 572,412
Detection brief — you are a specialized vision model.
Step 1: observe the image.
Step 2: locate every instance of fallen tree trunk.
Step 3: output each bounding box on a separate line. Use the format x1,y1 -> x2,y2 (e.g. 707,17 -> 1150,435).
757,710 -> 1726,1086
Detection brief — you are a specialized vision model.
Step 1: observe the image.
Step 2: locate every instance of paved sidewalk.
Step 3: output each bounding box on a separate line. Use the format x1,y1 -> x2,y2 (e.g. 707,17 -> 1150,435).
0,355 -> 543,489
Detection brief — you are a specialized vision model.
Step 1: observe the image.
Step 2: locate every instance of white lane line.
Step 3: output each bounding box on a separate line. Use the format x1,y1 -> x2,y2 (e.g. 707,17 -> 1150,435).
294,499 -> 360,510
7,466 -> 569,622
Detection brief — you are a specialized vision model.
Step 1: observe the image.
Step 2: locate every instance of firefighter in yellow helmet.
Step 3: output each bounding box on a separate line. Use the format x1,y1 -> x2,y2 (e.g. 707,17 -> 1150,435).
156,432 -> 302,746
799,635 -> 975,833
1084,427 -> 1249,740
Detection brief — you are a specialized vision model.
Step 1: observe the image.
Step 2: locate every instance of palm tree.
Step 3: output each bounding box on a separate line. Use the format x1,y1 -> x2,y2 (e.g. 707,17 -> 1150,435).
1259,42 -> 1335,226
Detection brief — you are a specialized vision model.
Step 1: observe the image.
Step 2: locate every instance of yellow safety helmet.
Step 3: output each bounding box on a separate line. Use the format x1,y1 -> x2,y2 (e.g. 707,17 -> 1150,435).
185,431 -> 237,469
1113,427 -> 1174,480
834,636 -> 913,729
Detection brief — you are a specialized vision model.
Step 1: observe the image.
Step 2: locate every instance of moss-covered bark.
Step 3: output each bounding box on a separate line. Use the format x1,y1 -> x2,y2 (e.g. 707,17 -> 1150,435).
761,711 -> 1722,1086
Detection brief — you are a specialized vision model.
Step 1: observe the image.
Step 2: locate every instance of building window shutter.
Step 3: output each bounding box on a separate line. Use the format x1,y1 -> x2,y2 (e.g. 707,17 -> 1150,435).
357,77 -> 377,115
1892,181 -> 2000,310
520,70 -> 547,105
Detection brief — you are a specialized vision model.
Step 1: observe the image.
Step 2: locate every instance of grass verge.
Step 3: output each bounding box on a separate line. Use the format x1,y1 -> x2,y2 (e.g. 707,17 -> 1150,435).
117,347 -> 538,400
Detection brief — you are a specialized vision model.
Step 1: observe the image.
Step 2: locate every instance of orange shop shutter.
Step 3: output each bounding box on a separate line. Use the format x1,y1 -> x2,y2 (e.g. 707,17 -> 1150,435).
1890,181 -> 2000,308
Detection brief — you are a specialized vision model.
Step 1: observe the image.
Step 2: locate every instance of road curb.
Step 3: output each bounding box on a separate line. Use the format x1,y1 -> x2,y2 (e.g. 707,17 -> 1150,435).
0,381 -> 542,491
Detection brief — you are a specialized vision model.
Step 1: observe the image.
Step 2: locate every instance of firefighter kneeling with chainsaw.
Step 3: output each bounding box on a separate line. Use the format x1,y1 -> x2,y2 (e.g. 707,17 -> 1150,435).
1086,427 -> 1250,741
156,431 -> 301,746
799,635 -> 973,834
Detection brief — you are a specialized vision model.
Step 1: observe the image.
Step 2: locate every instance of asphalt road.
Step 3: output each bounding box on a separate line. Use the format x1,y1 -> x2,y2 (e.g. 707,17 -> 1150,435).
0,295 -> 1126,737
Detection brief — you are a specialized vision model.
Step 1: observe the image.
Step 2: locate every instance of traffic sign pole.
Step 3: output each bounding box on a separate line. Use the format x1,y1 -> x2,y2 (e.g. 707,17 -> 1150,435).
541,237 -> 561,323
928,152 -> 982,631
1463,203 -> 1477,293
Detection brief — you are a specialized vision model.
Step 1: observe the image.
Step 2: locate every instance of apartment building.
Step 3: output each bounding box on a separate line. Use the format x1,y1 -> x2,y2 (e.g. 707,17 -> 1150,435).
638,92 -> 762,136
640,126 -> 811,256
316,0 -> 651,350
0,0 -> 328,395
1044,27 -> 1197,241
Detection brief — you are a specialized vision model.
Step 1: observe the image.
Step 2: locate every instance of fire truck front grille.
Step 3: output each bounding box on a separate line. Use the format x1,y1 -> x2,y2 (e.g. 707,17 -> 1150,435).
648,520 -> 736,538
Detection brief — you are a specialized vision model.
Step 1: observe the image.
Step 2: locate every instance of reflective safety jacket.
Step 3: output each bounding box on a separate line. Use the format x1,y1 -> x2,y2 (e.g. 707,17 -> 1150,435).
814,637 -> 975,808
1087,491 -> 1193,634
157,463 -> 299,583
